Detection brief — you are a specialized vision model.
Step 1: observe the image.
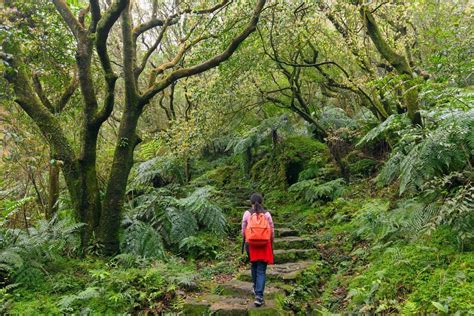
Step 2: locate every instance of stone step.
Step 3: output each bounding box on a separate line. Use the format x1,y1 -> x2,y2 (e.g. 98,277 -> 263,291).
273,236 -> 313,250
237,261 -> 315,283
273,222 -> 293,229
219,280 -> 283,299
183,294 -> 282,315
273,248 -> 319,264
274,228 -> 299,237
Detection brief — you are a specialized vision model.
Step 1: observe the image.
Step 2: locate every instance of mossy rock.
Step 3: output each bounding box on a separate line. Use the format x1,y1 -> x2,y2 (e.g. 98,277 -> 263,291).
184,295 -> 283,315
182,302 -> 211,315
273,236 -> 314,250
219,280 -> 283,299
237,261 -> 315,283
191,164 -> 239,187
273,249 -> 319,264
349,158 -> 378,176
274,228 -> 299,237
282,136 -> 329,185
282,136 -> 328,161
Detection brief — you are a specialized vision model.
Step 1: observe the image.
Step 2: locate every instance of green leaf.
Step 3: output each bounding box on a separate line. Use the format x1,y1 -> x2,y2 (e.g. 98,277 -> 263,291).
431,301 -> 448,313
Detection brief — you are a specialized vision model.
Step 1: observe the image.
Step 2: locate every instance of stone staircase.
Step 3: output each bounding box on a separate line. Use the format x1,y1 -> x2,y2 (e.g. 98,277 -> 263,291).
183,224 -> 319,315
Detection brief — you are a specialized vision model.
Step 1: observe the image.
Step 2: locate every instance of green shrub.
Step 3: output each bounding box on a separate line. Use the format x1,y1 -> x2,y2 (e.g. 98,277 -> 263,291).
289,178 -> 346,205
282,261 -> 331,313
0,217 -> 83,286
349,159 -> 378,177
123,186 -> 227,259
178,233 -> 220,260
346,228 -> 459,313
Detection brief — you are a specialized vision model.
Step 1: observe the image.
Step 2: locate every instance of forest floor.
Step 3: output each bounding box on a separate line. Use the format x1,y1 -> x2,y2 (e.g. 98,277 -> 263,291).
3,180 -> 473,315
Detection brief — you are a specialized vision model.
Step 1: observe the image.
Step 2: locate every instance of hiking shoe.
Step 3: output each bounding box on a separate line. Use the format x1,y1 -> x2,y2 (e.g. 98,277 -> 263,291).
254,296 -> 264,307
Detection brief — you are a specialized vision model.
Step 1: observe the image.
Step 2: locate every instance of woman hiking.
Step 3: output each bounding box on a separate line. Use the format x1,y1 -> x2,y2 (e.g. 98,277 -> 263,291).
241,193 -> 274,307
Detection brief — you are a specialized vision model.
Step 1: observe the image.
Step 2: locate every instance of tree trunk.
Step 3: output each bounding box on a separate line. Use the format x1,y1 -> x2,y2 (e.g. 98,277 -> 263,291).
271,129 -> 278,149
47,150 -> 60,219
184,155 -> 191,183
77,161 -> 102,249
100,109 -> 141,255
360,6 -> 422,126
328,142 -> 350,183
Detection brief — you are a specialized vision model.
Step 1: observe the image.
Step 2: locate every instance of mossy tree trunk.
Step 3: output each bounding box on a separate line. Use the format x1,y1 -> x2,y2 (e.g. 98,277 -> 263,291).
47,150 -> 60,219
359,5 -> 422,126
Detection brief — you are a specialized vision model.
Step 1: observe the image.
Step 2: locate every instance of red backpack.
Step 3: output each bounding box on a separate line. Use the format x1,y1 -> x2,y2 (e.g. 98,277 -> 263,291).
245,211 -> 271,246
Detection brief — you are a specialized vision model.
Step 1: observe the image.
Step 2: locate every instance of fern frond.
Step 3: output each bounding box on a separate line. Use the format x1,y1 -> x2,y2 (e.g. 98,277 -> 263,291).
357,114 -> 409,146
376,151 -> 403,187
133,155 -> 184,186
122,220 -> 165,259
289,178 -> 346,204
165,206 -> 198,245
177,186 -> 227,235
58,287 -> 101,311
320,107 -> 357,131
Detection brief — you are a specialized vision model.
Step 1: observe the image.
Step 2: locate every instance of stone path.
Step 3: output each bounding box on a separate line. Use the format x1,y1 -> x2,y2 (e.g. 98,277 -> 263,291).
183,224 -> 320,315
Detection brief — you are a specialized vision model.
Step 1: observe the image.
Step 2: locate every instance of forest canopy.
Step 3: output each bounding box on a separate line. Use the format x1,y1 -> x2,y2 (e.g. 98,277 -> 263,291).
0,0 -> 473,314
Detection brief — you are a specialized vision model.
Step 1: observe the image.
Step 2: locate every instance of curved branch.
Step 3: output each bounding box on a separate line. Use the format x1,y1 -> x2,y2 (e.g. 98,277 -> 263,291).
56,70 -> 79,113
3,49 -> 77,166
93,0 -> 128,125
132,0 -> 231,40
52,0 -> 84,40
32,74 -> 54,112
96,0 -> 128,75
140,0 -> 267,106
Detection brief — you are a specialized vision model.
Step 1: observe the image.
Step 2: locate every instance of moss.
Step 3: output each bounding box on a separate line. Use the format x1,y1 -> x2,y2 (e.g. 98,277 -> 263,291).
282,136 -> 328,159
282,136 -> 328,183
191,164 -> 238,187
401,252 -> 474,314
248,136 -> 329,192
345,230 -> 459,313
250,154 -> 287,191
9,292 -> 62,315
349,158 -> 378,176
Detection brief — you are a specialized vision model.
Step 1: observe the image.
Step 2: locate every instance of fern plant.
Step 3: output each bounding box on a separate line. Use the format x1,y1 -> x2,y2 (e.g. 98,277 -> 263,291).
225,114 -> 294,174
132,154 -> 185,187
0,196 -> 34,226
226,114 -> 294,154
0,216 -> 83,284
177,186 -> 226,235
357,113 -> 411,147
121,219 -> 165,259
319,106 -> 358,131
178,233 -> 220,260
122,186 -> 227,259
356,172 -> 473,248
376,109 -> 473,194
289,178 -> 346,205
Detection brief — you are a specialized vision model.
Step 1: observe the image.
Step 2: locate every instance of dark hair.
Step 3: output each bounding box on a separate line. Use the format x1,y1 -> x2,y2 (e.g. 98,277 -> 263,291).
250,193 -> 264,213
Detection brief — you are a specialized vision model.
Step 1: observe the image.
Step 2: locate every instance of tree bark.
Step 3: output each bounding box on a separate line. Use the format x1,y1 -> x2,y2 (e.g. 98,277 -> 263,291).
48,151 -> 60,219
360,6 -> 422,126
99,2 -> 140,255
101,109 -> 141,254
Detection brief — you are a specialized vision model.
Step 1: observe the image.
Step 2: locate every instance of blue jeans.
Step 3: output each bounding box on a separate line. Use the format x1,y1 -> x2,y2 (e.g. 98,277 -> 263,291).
251,261 -> 267,298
